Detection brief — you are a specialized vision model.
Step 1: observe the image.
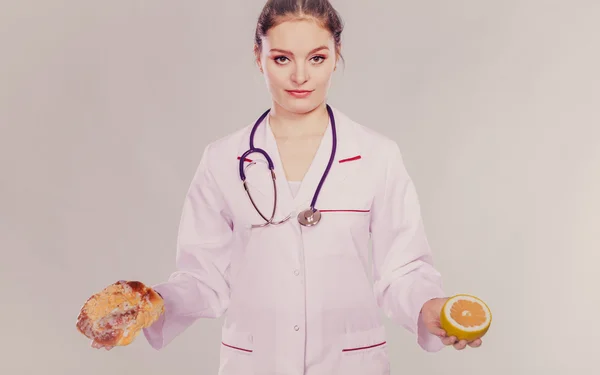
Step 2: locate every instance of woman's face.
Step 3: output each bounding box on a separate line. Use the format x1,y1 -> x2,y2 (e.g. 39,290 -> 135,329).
256,18 -> 338,115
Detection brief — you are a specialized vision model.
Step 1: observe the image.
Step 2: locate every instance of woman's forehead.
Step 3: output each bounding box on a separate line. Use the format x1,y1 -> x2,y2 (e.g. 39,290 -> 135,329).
263,19 -> 334,53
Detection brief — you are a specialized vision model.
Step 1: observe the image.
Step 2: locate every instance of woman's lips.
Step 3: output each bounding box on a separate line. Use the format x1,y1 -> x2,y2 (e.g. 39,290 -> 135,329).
286,90 -> 313,98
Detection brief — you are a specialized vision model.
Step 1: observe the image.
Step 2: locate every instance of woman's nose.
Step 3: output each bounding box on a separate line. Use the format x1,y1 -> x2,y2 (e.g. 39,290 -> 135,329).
291,63 -> 309,85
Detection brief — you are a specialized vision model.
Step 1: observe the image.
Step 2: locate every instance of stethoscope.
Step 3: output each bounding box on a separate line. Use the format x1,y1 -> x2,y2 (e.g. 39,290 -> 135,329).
238,104 -> 337,228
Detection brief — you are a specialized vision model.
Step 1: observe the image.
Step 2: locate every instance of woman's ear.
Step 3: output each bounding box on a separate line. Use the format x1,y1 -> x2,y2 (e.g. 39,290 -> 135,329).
335,46 -> 342,71
254,44 -> 263,73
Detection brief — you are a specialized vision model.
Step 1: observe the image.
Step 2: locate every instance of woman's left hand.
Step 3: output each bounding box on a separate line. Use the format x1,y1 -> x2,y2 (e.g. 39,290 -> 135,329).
420,297 -> 483,350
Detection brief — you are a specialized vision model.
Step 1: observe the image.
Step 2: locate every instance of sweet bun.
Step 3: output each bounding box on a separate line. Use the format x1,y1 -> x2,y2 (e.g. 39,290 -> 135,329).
76,280 -> 164,346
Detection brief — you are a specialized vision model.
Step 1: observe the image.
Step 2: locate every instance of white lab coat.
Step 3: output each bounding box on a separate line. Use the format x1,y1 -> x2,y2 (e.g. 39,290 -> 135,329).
143,107 -> 446,375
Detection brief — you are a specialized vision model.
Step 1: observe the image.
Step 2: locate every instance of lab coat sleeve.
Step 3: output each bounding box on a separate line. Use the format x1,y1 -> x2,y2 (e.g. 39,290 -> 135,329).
370,140 -> 446,352
142,144 -> 233,350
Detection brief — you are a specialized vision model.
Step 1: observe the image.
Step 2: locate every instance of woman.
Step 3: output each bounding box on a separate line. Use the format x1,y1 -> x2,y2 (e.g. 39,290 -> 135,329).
91,0 -> 482,373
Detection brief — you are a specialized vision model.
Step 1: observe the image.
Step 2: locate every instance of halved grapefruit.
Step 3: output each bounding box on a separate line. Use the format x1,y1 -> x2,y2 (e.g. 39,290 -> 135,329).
440,294 -> 492,341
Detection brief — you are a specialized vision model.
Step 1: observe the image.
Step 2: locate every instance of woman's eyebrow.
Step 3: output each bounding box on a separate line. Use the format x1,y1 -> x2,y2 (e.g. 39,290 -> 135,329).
269,46 -> 330,55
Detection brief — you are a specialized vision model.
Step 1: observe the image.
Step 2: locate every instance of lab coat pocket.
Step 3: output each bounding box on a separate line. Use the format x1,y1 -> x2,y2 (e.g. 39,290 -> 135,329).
316,209 -> 371,258
337,326 -> 390,375
219,326 -> 254,375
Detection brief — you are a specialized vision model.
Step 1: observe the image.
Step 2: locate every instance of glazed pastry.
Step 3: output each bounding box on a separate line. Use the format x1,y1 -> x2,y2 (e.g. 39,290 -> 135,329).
76,280 -> 164,346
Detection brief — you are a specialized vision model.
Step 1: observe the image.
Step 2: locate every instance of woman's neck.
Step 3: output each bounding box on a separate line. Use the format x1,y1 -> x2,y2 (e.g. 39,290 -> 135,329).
268,102 -> 329,139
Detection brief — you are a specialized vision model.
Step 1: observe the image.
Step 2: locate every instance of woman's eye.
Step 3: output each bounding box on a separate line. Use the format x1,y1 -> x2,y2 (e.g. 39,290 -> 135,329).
273,55 -> 326,65
274,56 -> 289,64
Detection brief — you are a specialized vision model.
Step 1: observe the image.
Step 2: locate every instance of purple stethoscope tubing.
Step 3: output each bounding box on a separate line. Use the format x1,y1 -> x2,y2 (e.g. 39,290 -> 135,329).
238,104 -> 337,226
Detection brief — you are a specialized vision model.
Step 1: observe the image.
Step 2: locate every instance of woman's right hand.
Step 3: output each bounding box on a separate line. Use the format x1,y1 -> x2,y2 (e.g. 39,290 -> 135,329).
91,340 -> 114,351
77,280 -> 164,350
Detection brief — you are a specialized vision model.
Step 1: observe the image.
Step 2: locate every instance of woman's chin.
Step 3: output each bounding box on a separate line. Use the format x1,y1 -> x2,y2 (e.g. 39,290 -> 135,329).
276,97 -> 325,115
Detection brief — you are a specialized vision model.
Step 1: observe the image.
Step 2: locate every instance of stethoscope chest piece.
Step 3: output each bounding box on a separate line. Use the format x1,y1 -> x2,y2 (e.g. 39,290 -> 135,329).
297,208 -> 321,227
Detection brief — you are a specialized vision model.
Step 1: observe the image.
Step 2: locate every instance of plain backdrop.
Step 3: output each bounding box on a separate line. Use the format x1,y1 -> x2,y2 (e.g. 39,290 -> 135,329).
1,0 -> 599,374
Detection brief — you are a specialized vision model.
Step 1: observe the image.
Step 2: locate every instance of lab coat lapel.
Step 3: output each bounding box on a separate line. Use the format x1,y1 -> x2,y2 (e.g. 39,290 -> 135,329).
263,117 -> 296,217
291,116 -> 333,211
236,117 -> 295,223
293,107 -> 362,211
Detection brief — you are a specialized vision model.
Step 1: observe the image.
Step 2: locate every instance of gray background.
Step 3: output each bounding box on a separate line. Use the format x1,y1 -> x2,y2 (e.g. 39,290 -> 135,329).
1,0 -> 599,374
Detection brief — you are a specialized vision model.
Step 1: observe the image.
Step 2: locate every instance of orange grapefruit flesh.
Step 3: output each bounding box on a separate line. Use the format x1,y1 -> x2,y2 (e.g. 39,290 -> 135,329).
440,294 -> 491,342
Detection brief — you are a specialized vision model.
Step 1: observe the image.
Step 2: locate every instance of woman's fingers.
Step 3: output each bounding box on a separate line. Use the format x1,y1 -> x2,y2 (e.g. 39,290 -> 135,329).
91,340 -> 102,349
442,336 -> 483,350
91,340 -> 114,350
429,325 -> 447,338
453,339 -> 468,350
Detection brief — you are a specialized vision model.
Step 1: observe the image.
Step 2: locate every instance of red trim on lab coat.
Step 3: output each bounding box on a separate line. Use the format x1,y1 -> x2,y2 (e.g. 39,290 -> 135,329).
342,341 -> 386,352
320,209 -> 370,213
222,342 -> 252,353
339,155 -> 361,163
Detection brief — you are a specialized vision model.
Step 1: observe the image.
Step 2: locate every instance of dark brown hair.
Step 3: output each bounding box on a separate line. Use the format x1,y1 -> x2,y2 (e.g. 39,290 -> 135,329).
254,0 -> 344,61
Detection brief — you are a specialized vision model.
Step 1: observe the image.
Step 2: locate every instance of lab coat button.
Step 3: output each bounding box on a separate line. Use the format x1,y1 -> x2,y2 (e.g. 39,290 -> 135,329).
294,325 -> 299,331
294,269 -> 300,276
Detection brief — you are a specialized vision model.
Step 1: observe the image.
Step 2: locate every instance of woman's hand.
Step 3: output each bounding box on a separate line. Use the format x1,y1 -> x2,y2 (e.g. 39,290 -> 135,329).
420,297 -> 483,350
77,280 -> 164,350
91,340 -> 114,350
